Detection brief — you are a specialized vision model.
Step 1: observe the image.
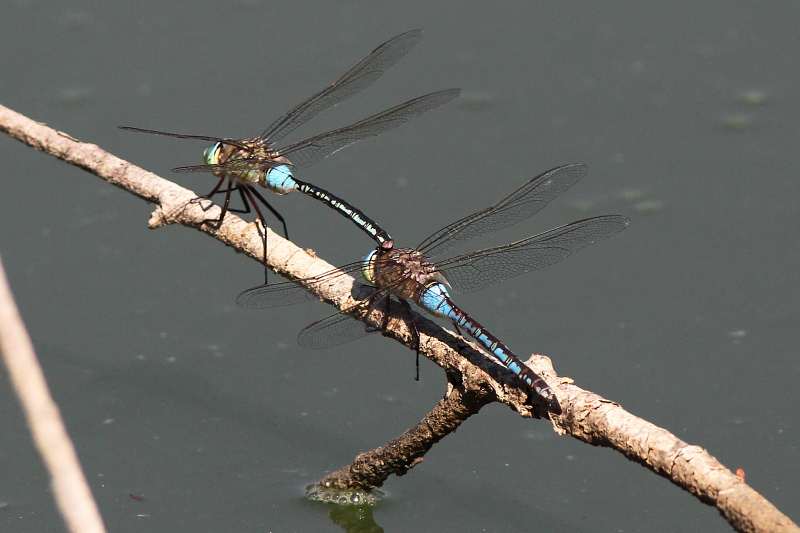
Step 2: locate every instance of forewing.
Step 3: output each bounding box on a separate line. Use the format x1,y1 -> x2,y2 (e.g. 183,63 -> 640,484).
118,126 -> 228,144
236,262 -> 363,308
277,89 -> 460,169
297,307 -> 375,349
297,287 -> 397,349
438,215 -> 629,293
237,280 -> 320,308
172,158 -> 278,175
418,164 -> 589,257
260,30 -> 423,144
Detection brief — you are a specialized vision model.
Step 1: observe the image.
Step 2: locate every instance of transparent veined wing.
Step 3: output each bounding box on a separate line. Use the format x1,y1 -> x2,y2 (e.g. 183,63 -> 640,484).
418,164 -> 588,258
236,262 -> 364,308
260,30 -> 424,144
436,215 -> 629,293
278,89 -> 460,169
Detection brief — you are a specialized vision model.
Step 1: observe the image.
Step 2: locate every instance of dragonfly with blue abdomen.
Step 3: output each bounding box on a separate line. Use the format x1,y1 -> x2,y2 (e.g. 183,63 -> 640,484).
120,30 -> 459,276
236,164 -> 630,413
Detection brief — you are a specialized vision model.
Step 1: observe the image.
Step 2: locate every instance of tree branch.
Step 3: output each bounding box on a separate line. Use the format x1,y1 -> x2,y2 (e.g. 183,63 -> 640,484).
318,374 -> 493,490
1,103 -> 796,533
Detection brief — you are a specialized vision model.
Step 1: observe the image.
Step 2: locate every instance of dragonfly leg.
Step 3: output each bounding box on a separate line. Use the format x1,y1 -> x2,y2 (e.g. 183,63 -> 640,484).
256,219 -> 268,285
229,186 -> 253,215
203,176 -> 226,199
188,176 -> 227,226
375,296 -> 421,381
248,187 -> 289,239
199,178 -> 255,219
241,187 -> 272,285
398,298 -> 421,381
355,293 -> 392,336
205,185 -> 252,216
366,291 -> 391,335
194,178 -> 235,230
378,294 -> 392,333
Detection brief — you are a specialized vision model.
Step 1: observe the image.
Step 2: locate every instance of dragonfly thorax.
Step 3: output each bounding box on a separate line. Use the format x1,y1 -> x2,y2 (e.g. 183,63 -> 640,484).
362,247 -> 447,301
204,138 -> 290,187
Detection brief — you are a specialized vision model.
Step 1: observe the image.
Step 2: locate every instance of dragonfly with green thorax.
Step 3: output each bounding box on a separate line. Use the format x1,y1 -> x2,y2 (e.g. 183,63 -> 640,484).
120,30 -> 459,278
237,164 -> 630,413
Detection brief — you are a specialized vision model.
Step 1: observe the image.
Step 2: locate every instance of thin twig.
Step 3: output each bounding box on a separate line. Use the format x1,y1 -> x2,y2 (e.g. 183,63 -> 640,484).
1,103 -> 797,533
0,255 -> 107,533
555,381 -> 798,533
318,382 -> 493,490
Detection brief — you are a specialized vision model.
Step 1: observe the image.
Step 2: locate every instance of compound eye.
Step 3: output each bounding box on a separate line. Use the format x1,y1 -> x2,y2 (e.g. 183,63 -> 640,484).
361,249 -> 377,283
203,142 -> 221,165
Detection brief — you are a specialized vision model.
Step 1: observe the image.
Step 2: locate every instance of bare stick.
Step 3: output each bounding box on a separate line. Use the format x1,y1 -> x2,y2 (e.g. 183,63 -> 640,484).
1,103 -> 797,533
319,380 -> 492,490
0,255 -> 107,533
547,377 -> 796,533
317,354 -> 799,533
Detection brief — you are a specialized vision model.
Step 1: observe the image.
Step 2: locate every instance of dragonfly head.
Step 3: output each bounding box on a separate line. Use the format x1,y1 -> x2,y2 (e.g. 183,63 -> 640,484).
203,142 -> 223,165
361,249 -> 378,283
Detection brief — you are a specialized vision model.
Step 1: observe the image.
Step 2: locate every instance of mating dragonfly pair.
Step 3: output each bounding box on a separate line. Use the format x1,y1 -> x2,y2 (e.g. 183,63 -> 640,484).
121,30 -> 628,413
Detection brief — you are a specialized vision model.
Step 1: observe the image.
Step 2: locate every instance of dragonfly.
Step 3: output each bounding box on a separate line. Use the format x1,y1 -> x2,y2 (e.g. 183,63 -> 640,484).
120,29 -> 459,277
236,164 -> 629,413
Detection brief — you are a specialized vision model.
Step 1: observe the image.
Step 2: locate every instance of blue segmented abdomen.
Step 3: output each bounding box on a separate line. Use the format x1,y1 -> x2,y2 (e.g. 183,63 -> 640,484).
419,282 -> 456,319
418,282 -> 556,405
264,165 -> 299,195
